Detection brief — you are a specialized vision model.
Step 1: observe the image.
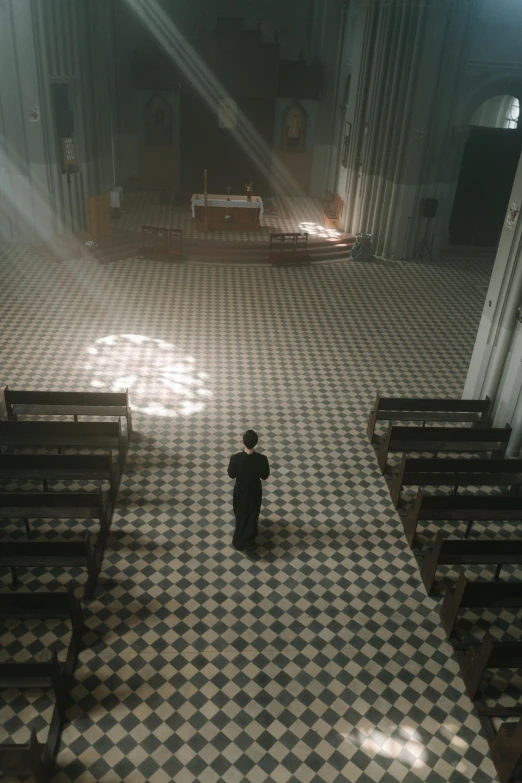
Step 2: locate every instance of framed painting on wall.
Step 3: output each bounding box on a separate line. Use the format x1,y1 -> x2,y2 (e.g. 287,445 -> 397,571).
281,101 -> 307,152
341,122 -> 351,168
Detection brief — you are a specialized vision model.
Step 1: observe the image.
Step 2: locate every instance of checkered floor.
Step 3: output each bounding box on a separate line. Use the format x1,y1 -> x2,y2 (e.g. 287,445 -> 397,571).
0,244 -> 508,782
114,192 -> 342,242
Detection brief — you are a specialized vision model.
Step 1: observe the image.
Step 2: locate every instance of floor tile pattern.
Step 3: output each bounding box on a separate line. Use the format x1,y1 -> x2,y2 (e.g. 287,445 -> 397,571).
0,238 -> 505,783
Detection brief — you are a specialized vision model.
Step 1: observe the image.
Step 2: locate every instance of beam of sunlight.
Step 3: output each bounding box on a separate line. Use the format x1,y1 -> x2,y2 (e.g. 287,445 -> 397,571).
81,335 -> 212,418
341,723 -> 431,770
125,0 -> 305,198
298,221 -> 343,240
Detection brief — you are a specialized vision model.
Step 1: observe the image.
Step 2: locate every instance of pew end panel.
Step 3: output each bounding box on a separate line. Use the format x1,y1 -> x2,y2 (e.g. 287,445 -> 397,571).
462,634 -> 496,701
490,717 -> 522,783
367,393 -> 380,443
420,530 -> 446,595
404,489 -> 424,547
0,729 -> 48,783
377,422 -> 394,474
390,455 -> 407,509
440,571 -> 468,639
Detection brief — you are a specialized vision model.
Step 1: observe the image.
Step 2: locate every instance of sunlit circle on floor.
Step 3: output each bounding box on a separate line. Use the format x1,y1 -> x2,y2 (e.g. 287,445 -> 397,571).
299,221 -> 342,240
83,334 -> 212,417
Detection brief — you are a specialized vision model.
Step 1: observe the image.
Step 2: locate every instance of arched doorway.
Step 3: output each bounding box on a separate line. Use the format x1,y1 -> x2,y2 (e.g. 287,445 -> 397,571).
449,95 -> 521,248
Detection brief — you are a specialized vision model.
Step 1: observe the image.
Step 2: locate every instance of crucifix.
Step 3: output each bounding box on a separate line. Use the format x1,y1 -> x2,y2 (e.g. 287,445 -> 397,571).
245,180 -> 252,202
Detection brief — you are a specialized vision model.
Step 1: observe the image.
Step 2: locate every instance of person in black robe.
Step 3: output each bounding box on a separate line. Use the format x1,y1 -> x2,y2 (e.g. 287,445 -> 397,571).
228,430 -> 270,554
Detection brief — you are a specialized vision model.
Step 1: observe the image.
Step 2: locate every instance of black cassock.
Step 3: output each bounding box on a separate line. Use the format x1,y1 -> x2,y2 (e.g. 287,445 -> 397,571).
228,451 -> 270,550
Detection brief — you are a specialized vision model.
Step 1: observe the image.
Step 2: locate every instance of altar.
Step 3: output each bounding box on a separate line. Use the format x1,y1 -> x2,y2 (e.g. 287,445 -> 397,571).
191,194 -> 264,231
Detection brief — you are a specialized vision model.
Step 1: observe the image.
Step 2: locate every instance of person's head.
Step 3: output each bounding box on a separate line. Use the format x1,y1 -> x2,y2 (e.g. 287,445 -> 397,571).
243,429 -> 258,450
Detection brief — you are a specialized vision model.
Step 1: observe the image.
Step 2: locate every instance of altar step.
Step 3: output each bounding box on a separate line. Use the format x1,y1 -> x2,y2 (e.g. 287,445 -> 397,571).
35,228 -> 355,266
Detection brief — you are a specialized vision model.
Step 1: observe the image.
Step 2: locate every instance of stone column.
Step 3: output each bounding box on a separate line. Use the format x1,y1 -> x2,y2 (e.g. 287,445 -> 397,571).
463,150 -> 522,455
342,0 -> 474,259
0,0 -> 55,243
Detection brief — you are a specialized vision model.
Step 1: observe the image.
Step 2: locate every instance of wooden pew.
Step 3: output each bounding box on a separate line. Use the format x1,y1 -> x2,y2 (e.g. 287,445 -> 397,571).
4,386 -> 132,439
421,531 -> 522,594
0,583 -> 84,637
490,716 -> 522,783
405,489 -> 522,547
440,571 -> 522,639
462,634 -> 522,701
0,728 -> 48,783
0,650 -> 70,783
0,453 -> 119,499
378,422 -> 511,474
367,394 -> 491,443
0,419 -> 126,470
0,489 -> 109,545
390,456 -> 522,509
0,532 -> 100,598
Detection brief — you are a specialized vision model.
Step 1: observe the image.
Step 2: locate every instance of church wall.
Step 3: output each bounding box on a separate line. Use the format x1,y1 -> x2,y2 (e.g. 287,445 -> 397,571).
463,150 -> 522,455
0,0 -> 117,244
113,0 -> 319,192
272,99 -> 318,195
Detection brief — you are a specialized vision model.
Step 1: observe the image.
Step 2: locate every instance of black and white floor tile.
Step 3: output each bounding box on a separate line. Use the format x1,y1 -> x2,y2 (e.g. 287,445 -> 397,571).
0,236 -> 506,782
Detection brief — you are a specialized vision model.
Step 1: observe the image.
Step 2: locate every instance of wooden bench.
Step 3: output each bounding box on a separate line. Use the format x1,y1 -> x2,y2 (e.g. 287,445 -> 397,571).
367,394 -> 491,443
391,456 -> 522,509
0,650 -> 70,783
441,571 -> 522,639
4,386 -> 132,439
0,489 -> 109,546
0,419 -> 126,470
379,423 -> 511,474
141,225 -> 183,261
0,583 -> 84,636
462,633 -> 522,702
421,530 -> 522,594
269,232 -> 309,265
490,715 -> 522,783
0,532 -> 100,598
323,194 -> 343,229
0,453 -> 119,499
405,489 -> 522,547
0,729 -> 49,783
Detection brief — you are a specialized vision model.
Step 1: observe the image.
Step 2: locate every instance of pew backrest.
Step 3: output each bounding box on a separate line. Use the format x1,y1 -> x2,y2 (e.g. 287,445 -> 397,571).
367,393 -> 491,442
4,386 -> 132,438
405,489 -> 522,547
441,571 -> 522,638
0,419 -> 125,468
391,455 -> 522,508
379,422 -> 511,473
0,452 -> 118,497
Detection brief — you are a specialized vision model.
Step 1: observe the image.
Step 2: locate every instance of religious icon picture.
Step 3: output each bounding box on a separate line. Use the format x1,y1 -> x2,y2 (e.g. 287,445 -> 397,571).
506,202 -> 520,230
281,101 -> 307,152
218,97 -> 238,129
341,122 -> 351,168
145,94 -> 173,147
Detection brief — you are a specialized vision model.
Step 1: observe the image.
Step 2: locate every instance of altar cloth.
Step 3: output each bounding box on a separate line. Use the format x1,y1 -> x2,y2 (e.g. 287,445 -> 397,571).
191,194 -> 264,219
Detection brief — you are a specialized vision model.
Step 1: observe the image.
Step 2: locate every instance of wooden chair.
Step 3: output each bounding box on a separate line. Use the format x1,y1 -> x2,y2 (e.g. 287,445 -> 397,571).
141,225 -> 182,262
367,394 -> 491,443
405,489 -> 522,548
323,194 -> 343,229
